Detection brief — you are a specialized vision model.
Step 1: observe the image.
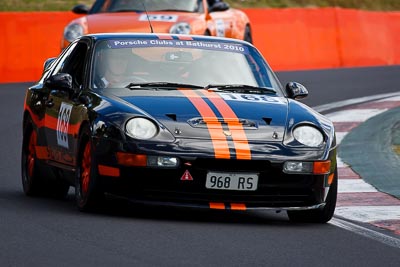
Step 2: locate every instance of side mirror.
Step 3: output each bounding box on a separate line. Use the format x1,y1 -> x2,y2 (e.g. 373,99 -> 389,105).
72,4 -> 89,14
209,2 -> 230,12
285,82 -> 308,99
45,73 -> 73,92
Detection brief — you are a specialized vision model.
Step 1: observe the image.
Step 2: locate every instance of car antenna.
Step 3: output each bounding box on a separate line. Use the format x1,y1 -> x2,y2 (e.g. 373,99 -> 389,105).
140,0 -> 154,33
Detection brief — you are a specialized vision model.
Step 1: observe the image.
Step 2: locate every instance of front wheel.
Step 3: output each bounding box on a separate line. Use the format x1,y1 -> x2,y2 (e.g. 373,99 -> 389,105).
21,121 -> 70,198
75,127 -> 104,211
287,169 -> 338,223
21,126 -> 42,196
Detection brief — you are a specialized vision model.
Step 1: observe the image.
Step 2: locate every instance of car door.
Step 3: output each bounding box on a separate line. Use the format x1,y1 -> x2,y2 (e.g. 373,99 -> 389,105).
43,40 -> 90,168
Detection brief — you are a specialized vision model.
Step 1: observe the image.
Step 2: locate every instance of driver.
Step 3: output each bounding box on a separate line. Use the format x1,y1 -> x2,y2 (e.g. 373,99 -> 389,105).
94,48 -> 130,88
207,0 -> 224,8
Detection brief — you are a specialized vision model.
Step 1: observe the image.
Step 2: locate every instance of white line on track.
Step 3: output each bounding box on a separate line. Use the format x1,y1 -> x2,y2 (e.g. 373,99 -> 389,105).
337,157 -> 348,168
330,217 -> 400,249
338,180 -> 378,193
327,108 -> 388,122
314,92 -> 400,113
335,206 -> 400,222
334,132 -> 348,144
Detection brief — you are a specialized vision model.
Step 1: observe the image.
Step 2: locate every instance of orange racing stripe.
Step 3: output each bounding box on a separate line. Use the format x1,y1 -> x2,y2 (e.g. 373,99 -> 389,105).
25,105 -> 80,136
230,203 -> 247,211
25,106 -> 44,128
209,202 -> 225,210
35,146 -> 49,160
208,203 -> 247,210
179,89 -> 230,159
44,113 -> 80,136
201,90 -> 252,160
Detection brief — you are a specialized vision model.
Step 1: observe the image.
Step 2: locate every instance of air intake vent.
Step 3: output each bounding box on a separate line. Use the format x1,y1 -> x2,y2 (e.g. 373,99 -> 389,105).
188,117 -> 258,129
166,113 -> 177,121
263,117 -> 272,125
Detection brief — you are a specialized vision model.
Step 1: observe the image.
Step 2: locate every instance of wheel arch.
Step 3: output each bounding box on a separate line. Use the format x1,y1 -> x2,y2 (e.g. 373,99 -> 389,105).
77,121 -> 92,157
22,110 -> 33,133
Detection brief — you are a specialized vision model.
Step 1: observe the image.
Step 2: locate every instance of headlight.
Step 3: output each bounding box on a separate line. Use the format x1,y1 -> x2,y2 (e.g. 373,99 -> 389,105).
64,23 -> 84,42
293,125 -> 324,147
170,22 -> 191,34
125,118 -> 158,140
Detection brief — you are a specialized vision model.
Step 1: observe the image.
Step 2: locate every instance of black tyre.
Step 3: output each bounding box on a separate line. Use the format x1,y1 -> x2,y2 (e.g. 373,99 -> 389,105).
75,126 -> 104,211
243,25 -> 253,44
287,168 -> 338,223
21,118 -> 70,198
21,122 -> 43,196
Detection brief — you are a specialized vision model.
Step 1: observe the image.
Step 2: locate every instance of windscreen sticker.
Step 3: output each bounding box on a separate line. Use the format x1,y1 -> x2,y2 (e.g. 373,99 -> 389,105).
57,102 -> 72,149
218,93 -> 281,103
138,14 -> 178,22
108,39 -> 249,54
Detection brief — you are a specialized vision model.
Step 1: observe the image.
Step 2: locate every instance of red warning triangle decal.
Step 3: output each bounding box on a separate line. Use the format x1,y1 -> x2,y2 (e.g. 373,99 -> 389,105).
181,170 -> 193,181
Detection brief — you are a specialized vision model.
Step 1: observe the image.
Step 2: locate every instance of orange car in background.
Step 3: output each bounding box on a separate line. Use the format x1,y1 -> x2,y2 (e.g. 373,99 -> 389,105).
62,0 -> 252,49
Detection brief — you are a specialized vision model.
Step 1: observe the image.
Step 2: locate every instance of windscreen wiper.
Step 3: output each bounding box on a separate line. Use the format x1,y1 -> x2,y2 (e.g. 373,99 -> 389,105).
126,82 -> 204,90
204,84 -> 276,94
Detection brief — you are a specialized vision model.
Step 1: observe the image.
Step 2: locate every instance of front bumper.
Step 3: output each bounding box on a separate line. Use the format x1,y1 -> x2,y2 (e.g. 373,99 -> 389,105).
98,158 -> 331,211
93,136 -> 336,210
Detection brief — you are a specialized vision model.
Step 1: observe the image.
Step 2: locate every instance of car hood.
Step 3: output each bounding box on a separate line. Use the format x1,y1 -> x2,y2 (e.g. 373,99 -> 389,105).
105,89 -> 289,142
86,12 -> 202,34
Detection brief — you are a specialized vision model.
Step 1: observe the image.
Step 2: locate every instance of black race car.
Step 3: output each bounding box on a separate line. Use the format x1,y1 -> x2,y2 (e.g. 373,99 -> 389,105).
22,33 -> 337,223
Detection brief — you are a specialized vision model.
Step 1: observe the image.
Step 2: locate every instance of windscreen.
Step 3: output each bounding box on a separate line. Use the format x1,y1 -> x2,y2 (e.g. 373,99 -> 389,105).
92,38 -> 283,93
92,0 -> 200,13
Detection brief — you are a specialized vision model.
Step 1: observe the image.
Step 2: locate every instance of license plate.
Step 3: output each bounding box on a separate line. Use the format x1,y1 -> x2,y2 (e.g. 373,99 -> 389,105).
206,171 -> 258,191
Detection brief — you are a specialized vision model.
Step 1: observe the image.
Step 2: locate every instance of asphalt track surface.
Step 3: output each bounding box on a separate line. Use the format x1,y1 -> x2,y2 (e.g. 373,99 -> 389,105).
1,66 -> 400,266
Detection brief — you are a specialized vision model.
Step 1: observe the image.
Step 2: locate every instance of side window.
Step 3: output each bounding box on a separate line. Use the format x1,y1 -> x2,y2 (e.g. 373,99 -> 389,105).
52,42 -> 78,76
52,41 -> 89,90
197,0 -> 204,12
